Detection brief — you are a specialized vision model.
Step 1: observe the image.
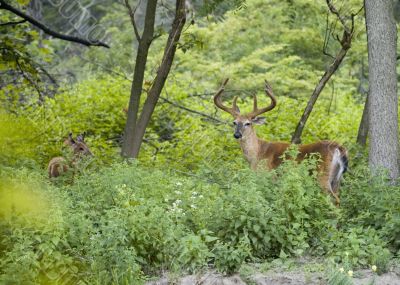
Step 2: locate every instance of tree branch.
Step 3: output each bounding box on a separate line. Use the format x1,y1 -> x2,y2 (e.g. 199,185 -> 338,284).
159,97 -> 225,124
322,12 -> 335,59
326,0 -> 349,33
0,0 -> 109,48
124,0 -> 141,42
15,58 -> 43,102
0,19 -> 26,26
291,0 -> 356,144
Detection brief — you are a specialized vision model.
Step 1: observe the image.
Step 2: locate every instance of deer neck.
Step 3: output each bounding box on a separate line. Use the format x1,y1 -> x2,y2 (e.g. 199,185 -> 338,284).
239,129 -> 261,168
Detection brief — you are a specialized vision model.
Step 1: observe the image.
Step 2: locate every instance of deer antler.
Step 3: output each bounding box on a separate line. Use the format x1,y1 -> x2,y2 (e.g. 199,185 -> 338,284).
214,78 -> 240,116
247,80 -> 277,118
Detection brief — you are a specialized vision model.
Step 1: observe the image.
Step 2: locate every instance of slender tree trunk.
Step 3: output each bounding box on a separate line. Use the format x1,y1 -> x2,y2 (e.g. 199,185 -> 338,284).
121,0 -> 158,157
365,0 -> 399,179
130,0 -> 186,157
291,0 -> 354,144
356,92 -> 369,146
291,47 -> 349,144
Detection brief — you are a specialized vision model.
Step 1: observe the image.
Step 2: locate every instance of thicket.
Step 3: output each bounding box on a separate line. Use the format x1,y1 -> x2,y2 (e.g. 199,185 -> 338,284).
0,159 -> 399,283
1,0 -> 400,283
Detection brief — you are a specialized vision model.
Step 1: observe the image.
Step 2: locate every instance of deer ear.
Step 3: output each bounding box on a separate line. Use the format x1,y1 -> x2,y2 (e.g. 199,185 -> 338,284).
252,117 -> 266,125
77,133 -> 85,142
66,133 -> 75,145
67,133 -> 76,144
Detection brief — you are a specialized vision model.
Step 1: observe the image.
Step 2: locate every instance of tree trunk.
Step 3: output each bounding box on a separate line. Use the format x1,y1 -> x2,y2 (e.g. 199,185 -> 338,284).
121,0 -> 158,157
291,0 -> 354,144
291,47 -> 349,144
356,92 -> 369,146
365,0 -> 399,179
130,0 -> 186,157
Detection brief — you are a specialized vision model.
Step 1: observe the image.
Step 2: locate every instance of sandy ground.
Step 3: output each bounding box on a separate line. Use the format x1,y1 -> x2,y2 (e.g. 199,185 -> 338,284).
146,268 -> 400,285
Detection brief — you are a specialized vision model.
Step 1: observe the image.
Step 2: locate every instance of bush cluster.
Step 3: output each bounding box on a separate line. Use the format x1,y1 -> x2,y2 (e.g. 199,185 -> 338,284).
1,157 -> 398,283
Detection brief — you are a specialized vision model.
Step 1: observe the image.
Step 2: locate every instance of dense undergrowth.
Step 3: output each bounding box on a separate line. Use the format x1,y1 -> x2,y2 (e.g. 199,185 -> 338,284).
2,0 -> 400,284
1,157 -> 399,284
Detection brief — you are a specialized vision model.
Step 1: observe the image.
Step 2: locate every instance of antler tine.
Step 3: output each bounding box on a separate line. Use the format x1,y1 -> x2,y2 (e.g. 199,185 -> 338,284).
248,80 -> 277,118
253,94 -> 258,111
232,96 -> 240,113
213,78 -> 240,116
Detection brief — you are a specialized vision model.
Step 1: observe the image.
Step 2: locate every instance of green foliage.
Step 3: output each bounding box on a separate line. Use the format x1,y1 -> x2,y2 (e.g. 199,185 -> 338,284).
2,156 -> 398,281
213,238 -> 252,274
328,268 -> 354,285
1,0 -> 400,282
325,227 -> 390,270
177,232 -> 214,272
0,2 -> 56,108
341,164 -> 400,257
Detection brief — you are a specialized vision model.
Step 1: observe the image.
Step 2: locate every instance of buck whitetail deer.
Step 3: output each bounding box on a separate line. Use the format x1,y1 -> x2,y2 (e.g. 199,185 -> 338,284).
214,79 -> 348,205
48,133 -> 93,178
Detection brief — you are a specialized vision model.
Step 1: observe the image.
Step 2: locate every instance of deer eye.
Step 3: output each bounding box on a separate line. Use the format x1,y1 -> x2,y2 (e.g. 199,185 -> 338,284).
244,122 -> 251,126
233,121 -> 237,125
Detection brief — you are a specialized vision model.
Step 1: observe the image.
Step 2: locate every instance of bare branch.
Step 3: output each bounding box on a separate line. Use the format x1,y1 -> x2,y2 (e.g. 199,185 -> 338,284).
36,64 -> 58,86
292,0 -> 358,144
0,19 -> 26,26
151,32 -> 163,43
15,58 -> 43,102
124,0 -> 141,42
160,96 -> 225,124
326,0 -> 350,33
322,13 -> 335,59
0,0 -> 109,48
354,4 -> 365,17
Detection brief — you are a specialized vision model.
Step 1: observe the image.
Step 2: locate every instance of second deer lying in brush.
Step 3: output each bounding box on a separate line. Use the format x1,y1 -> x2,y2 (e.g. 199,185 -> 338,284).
48,133 -> 93,178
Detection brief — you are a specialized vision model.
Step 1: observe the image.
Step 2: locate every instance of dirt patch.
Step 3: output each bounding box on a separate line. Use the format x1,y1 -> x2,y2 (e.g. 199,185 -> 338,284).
146,269 -> 400,285
147,273 -> 246,285
252,271 -> 325,285
351,270 -> 400,285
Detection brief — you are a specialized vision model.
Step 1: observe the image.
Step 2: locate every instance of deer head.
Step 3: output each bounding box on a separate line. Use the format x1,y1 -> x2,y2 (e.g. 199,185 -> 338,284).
214,78 -> 277,139
64,133 -> 93,156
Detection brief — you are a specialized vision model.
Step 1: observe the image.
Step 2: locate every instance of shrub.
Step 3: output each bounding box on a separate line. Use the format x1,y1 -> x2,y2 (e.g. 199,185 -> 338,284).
213,238 -> 252,274
341,164 -> 400,253
0,157 -> 397,282
325,226 -> 391,271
